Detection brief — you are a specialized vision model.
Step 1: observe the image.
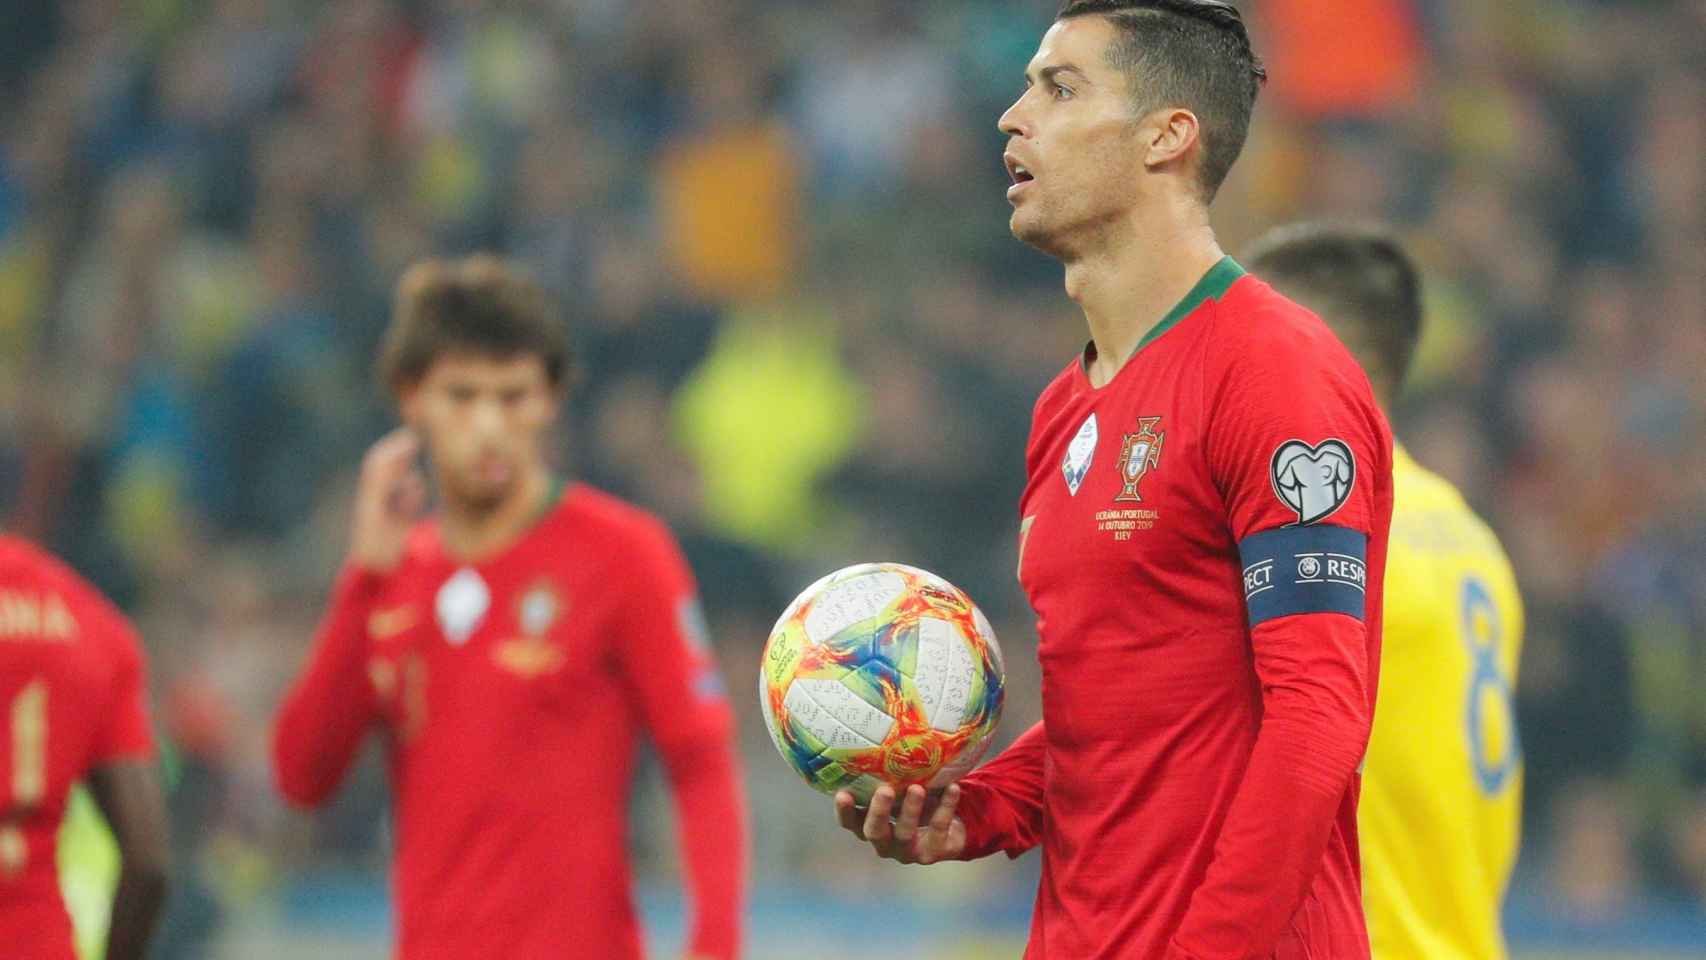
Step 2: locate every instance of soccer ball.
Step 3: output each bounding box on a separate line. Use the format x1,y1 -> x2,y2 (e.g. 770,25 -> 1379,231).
759,562 -> 1005,804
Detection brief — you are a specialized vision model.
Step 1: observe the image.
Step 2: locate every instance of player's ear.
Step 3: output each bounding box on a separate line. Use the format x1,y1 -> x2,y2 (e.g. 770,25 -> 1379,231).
1141,107 -> 1200,173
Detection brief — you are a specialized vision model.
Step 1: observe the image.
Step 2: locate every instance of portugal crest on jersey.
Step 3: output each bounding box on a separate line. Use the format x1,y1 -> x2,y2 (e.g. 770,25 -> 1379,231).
1114,417 -> 1164,502
1270,438 -> 1356,525
494,580 -> 567,678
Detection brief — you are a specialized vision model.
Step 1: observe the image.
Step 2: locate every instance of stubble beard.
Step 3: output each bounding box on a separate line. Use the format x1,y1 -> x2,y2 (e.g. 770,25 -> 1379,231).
1012,203 -> 1072,261
440,465 -> 515,520
1012,203 -> 1094,264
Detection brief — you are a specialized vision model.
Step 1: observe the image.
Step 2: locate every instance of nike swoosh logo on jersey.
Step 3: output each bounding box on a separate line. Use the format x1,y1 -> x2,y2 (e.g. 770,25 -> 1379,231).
368,606 -> 418,640
1017,515 -> 1037,581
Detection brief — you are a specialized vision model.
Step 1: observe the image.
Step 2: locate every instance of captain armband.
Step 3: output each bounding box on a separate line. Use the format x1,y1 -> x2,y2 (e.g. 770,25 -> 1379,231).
1238,524 -> 1369,627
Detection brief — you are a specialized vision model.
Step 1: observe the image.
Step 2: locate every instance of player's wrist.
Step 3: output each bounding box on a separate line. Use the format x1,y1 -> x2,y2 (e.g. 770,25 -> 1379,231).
346,558 -> 396,576
333,563 -> 390,606
345,539 -> 406,574
940,784 -> 987,860
340,556 -> 391,580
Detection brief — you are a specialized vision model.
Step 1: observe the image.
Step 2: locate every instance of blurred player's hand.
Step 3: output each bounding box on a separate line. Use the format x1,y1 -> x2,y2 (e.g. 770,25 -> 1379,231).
349,428 -> 428,572
835,783 -> 965,865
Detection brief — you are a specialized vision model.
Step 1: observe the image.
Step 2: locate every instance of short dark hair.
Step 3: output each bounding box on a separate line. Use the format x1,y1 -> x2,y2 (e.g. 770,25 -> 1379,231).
1056,0 -> 1266,201
1244,223 -> 1423,396
379,254 -> 572,393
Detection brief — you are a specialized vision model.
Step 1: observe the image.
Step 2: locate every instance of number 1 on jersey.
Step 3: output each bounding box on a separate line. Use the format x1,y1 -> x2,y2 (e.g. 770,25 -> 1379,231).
11,679 -> 47,808
3,678 -> 48,878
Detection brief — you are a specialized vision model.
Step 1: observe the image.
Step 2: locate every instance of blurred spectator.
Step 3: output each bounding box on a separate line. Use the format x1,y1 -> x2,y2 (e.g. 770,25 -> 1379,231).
656,45 -> 800,303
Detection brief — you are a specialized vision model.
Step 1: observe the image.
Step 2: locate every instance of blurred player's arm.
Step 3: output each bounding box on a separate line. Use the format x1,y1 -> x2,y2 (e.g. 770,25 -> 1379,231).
617,519 -> 747,960
273,430 -> 424,806
1168,326 -> 1385,960
835,720 -> 1046,865
271,567 -> 384,806
86,763 -> 167,960
87,618 -> 168,960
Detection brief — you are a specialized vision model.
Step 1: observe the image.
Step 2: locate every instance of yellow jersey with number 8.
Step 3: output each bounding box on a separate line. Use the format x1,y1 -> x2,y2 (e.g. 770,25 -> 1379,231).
1361,445 -> 1524,960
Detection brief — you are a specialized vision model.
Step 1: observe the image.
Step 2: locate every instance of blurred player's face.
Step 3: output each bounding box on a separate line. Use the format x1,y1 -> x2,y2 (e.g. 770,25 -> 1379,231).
998,17 -> 1153,257
401,352 -> 559,513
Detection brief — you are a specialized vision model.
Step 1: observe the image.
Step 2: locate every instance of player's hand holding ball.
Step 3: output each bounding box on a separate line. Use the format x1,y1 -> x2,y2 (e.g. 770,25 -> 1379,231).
349,428 -> 429,573
836,782 -> 966,865
758,562 -> 1003,865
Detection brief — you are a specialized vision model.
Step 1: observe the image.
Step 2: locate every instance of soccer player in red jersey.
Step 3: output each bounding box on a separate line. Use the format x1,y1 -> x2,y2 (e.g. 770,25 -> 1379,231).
835,3 -> 1394,958
0,536 -> 168,960
272,256 -> 746,960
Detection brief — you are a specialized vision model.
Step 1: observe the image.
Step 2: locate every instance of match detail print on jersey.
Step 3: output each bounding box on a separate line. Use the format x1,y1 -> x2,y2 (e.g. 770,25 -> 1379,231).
1270,438 -> 1356,525
1238,524 -> 1368,626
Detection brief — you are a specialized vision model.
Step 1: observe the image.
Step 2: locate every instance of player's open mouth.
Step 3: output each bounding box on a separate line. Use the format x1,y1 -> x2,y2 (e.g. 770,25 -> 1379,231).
1005,154 -> 1035,200
1004,154 -> 1035,185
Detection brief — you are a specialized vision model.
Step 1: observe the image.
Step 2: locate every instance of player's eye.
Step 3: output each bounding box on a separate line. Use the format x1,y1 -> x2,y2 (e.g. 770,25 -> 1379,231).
500,389 -> 527,407
1051,83 -> 1073,101
447,386 -> 477,404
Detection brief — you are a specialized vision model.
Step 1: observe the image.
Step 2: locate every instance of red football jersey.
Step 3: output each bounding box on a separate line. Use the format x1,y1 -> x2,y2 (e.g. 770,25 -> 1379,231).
0,536 -> 155,960
956,259 -> 1394,959
273,485 -> 746,960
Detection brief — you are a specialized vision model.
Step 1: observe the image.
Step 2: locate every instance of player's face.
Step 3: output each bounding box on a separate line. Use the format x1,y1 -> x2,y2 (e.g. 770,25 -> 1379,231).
998,17 -> 1149,257
402,352 -> 559,512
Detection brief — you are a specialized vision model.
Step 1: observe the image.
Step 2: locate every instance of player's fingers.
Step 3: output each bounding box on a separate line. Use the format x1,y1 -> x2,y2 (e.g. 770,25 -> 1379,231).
393,430 -> 420,467
360,452 -> 407,504
835,791 -> 866,839
893,785 -> 927,847
929,784 -> 961,833
366,428 -> 420,479
375,426 -> 418,458
862,785 -> 896,850
394,471 -> 429,518
917,784 -> 961,865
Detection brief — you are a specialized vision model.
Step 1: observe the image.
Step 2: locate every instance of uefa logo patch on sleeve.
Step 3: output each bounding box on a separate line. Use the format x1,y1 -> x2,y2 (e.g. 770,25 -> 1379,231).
677,596 -> 712,654
1270,439 -> 1355,525
1061,413 -> 1099,496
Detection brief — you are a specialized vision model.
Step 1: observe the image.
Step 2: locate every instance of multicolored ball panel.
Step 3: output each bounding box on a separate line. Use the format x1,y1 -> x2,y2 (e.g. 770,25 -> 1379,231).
759,563 -> 1005,803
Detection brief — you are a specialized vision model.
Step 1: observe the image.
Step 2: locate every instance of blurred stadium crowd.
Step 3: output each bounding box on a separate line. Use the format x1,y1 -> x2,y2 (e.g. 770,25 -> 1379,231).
1,0 -> 1703,953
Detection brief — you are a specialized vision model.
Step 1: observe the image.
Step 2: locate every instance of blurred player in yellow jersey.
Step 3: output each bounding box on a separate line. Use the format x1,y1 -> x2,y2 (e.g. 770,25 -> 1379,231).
1248,224 -> 1524,960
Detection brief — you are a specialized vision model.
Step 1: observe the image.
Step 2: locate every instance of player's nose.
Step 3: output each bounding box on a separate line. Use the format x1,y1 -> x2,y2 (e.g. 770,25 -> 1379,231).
998,98 -> 1030,140
470,396 -> 505,434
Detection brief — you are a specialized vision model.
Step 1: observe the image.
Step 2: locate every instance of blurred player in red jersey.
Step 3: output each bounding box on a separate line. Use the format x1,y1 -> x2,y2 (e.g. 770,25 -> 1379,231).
0,536 -> 168,960
835,3 -> 1394,958
272,256 -> 746,960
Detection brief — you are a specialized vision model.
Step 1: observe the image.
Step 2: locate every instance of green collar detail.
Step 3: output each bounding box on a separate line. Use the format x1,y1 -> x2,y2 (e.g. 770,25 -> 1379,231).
536,476 -> 566,524
1133,255 -> 1246,356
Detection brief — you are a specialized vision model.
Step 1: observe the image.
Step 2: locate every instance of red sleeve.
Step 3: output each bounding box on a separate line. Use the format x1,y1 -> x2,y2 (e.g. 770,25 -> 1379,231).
614,519 -> 747,960
88,613 -> 154,766
954,721 -> 1047,860
271,566 -> 383,808
1168,303 -> 1391,959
